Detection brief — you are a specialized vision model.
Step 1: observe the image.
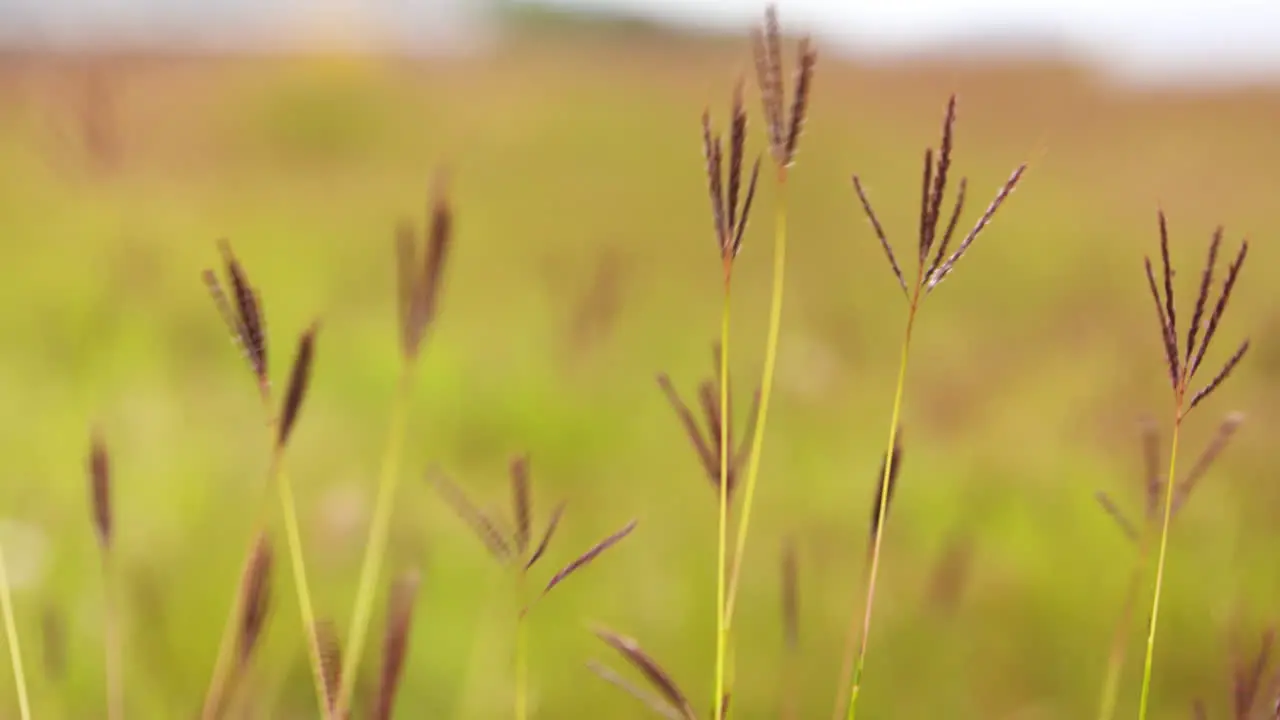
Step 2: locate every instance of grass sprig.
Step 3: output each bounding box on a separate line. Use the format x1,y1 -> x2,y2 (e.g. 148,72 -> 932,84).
336,178 -> 453,718
1134,213 -> 1250,720
88,431 -> 122,720
838,94 -> 1026,720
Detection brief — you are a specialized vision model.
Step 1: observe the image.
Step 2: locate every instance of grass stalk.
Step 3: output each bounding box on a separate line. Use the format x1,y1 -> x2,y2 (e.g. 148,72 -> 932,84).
1096,542 -> 1150,720
103,552 -> 123,720
724,167 -> 788,630
335,370 -> 413,716
515,570 -> 529,720
0,544 -> 31,720
844,298 -> 918,720
713,276 -> 732,719
1136,410 -> 1183,720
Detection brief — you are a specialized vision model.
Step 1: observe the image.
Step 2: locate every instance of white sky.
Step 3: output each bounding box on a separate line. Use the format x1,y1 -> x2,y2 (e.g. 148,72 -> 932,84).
526,0 -> 1280,82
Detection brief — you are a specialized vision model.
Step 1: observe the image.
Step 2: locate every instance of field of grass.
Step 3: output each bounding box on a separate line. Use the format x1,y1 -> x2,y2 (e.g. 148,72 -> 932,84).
0,18 -> 1279,719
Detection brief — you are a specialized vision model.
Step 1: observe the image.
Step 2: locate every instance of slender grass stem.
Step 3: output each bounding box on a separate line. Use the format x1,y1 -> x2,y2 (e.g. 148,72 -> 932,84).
1096,542 -> 1149,720
844,302 -> 917,720
335,370 -> 413,716
103,551 -> 123,720
515,570 -> 529,720
0,544 -> 31,720
1136,411 -> 1183,720
273,451 -> 333,718
724,169 -> 789,630
713,277 -> 732,720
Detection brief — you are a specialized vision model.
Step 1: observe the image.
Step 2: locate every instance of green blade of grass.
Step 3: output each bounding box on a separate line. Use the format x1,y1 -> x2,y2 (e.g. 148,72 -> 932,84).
714,277 -> 732,720
1136,414 -> 1183,720
0,543 -> 31,720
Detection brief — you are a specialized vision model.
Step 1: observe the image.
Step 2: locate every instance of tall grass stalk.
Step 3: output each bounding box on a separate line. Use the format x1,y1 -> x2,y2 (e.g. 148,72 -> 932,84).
713,277 -> 732,719
102,552 -> 123,720
0,544 -> 31,720
1132,214 -> 1250,720
515,570 -> 530,720
1096,542 -> 1150,720
335,373 -> 411,716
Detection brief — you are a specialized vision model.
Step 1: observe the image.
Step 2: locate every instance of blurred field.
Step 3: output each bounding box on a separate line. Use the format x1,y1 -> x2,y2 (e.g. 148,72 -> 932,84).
0,19 -> 1279,719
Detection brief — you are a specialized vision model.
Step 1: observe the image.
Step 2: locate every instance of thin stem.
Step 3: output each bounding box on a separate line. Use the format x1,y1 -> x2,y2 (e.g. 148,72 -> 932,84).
1136,409 -> 1183,720
335,370 -> 413,716
273,452 -> 333,718
0,544 -> 31,720
844,303 -> 918,720
515,570 -> 529,720
724,169 -> 789,630
1096,542 -> 1150,720
103,551 -> 124,720
713,278 -> 732,720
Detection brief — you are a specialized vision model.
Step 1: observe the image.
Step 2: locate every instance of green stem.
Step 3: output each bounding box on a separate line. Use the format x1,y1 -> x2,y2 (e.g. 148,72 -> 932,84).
104,551 -> 123,720
1136,409 -> 1183,720
1096,542 -> 1149,720
515,571 -> 529,720
335,370 -> 413,716
724,170 -> 789,631
845,304 -> 917,720
274,453 -> 333,718
0,544 -> 31,720
714,278 -> 732,720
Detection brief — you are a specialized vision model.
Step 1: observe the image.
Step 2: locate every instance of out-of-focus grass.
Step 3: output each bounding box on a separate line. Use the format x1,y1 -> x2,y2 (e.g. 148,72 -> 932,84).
0,27 -> 1278,718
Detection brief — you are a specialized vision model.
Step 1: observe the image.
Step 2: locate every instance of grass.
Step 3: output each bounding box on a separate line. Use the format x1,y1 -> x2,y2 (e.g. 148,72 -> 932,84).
0,4 -> 1277,717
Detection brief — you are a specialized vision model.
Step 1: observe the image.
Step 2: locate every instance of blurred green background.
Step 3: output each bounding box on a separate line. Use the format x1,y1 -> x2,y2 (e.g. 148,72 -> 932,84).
0,10 -> 1279,719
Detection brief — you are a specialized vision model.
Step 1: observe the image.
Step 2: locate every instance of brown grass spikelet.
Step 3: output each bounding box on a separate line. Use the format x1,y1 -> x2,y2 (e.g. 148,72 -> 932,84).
751,4 -> 816,170
868,429 -> 904,544
541,519 -> 636,598
203,239 -> 269,392
1232,627 -> 1275,719
88,429 -> 112,548
1171,411 -> 1245,516
524,502 -> 565,572
593,627 -> 697,720
399,176 -> 454,362
315,619 -> 342,714
657,344 -> 761,502
1142,212 -> 1250,411
276,322 -> 319,450
371,571 -> 419,720
235,533 -> 273,667
430,472 -> 512,562
588,661 -> 685,720
702,82 -> 761,268
510,455 -> 532,556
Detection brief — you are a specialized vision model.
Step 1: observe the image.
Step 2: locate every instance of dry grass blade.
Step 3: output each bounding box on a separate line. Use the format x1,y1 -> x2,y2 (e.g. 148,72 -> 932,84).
315,619 -> 342,714
1189,340 -> 1250,411
1157,210 -> 1172,379
542,520 -> 637,597
594,628 -> 697,720
403,181 -> 453,361
1143,257 -> 1181,389
217,239 -> 268,385
1234,628 -> 1275,719
782,538 -> 799,650
372,572 -> 419,720
783,37 -> 816,167
431,473 -> 512,562
868,430 -> 904,544
588,660 -> 684,720
1172,412 -> 1244,516
1140,415 -> 1162,521
88,430 -> 112,548
1185,227 -> 1222,368
277,323 -> 319,450
1094,492 -> 1139,543
851,176 -> 907,295
236,533 -> 273,666
1190,239 -> 1248,380
657,373 -> 717,482
525,502 -> 566,571
927,163 -> 1027,291
511,455 -> 532,556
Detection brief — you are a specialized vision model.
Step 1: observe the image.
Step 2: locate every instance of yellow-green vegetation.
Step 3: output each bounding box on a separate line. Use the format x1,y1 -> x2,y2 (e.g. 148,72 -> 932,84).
0,20 -> 1277,718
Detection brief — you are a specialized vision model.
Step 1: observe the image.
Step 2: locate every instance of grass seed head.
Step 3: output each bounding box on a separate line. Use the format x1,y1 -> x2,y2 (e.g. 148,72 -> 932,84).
593,627 -> 697,720
277,322 -> 319,450
400,176 -> 454,362
372,571 -> 420,720
88,429 -> 112,549
236,533 -> 273,667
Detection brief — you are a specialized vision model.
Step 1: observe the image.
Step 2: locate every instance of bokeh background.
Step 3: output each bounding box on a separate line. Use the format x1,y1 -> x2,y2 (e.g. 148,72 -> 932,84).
1,0 -> 1279,717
